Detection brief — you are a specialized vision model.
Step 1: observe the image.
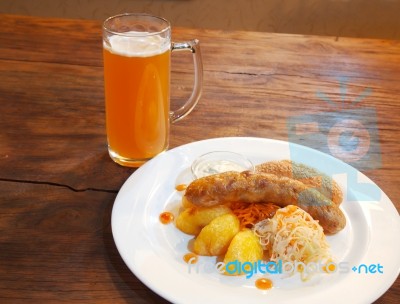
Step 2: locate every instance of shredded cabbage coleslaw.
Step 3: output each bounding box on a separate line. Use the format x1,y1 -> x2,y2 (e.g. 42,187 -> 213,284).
253,205 -> 332,267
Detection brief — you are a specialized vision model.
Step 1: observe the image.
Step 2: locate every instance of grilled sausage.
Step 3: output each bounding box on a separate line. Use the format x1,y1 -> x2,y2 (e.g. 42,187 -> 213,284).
256,160 -> 343,206
184,171 -> 346,235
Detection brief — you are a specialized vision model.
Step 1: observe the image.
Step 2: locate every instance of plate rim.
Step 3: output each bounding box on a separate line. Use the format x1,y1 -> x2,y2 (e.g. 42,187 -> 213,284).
111,136 -> 400,304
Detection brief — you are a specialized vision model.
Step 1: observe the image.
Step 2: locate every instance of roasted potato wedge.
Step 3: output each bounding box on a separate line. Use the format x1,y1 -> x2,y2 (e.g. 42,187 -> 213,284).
175,205 -> 232,235
223,229 -> 263,275
193,214 -> 240,256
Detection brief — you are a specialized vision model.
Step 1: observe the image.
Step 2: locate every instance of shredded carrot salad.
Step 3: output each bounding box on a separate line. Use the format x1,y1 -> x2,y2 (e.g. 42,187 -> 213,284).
230,202 -> 280,228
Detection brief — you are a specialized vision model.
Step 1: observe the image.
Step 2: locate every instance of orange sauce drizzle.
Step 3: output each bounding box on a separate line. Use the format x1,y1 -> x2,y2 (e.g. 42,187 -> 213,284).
183,253 -> 198,264
175,184 -> 187,191
159,212 -> 174,224
323,262 -> 336,273
255,278 -> 273,290
328,263 -> 336,272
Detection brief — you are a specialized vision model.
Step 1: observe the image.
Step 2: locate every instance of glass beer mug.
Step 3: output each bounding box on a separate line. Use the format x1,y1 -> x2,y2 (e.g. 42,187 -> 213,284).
103,13 -> 203,167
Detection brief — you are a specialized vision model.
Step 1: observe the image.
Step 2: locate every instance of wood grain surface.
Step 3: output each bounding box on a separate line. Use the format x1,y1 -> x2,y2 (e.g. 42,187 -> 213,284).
0,14 -> 399,303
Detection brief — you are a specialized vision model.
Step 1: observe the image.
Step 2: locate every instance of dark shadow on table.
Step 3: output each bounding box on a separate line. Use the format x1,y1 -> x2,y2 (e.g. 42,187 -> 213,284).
102,194 -> 171,304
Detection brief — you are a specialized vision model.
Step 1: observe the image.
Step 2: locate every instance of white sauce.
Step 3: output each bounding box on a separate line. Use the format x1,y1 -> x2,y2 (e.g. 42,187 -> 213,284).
193,160 -> 249,178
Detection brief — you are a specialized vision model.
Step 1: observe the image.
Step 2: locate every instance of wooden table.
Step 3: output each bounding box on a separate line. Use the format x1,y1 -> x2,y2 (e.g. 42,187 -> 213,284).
0,14 -> 399,303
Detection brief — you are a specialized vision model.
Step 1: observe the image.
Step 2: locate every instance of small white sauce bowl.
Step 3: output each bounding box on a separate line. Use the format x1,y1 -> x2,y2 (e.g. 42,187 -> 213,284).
191,151 -> 254,179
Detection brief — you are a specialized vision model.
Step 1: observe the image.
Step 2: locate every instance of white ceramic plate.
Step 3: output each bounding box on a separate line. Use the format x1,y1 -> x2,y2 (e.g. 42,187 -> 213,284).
111,137 -> 400,304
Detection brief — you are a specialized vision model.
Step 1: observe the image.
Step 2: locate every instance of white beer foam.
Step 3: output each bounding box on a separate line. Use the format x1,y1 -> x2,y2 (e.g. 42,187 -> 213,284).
104,31 -> 170,57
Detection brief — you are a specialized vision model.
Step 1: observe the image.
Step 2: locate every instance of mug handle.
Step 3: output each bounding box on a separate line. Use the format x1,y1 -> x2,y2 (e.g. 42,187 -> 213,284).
170,39 -> 203,123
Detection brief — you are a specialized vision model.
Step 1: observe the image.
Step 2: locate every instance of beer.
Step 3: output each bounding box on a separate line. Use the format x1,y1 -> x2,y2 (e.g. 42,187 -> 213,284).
103,33 -> 171,165
103,14 -> 203,167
